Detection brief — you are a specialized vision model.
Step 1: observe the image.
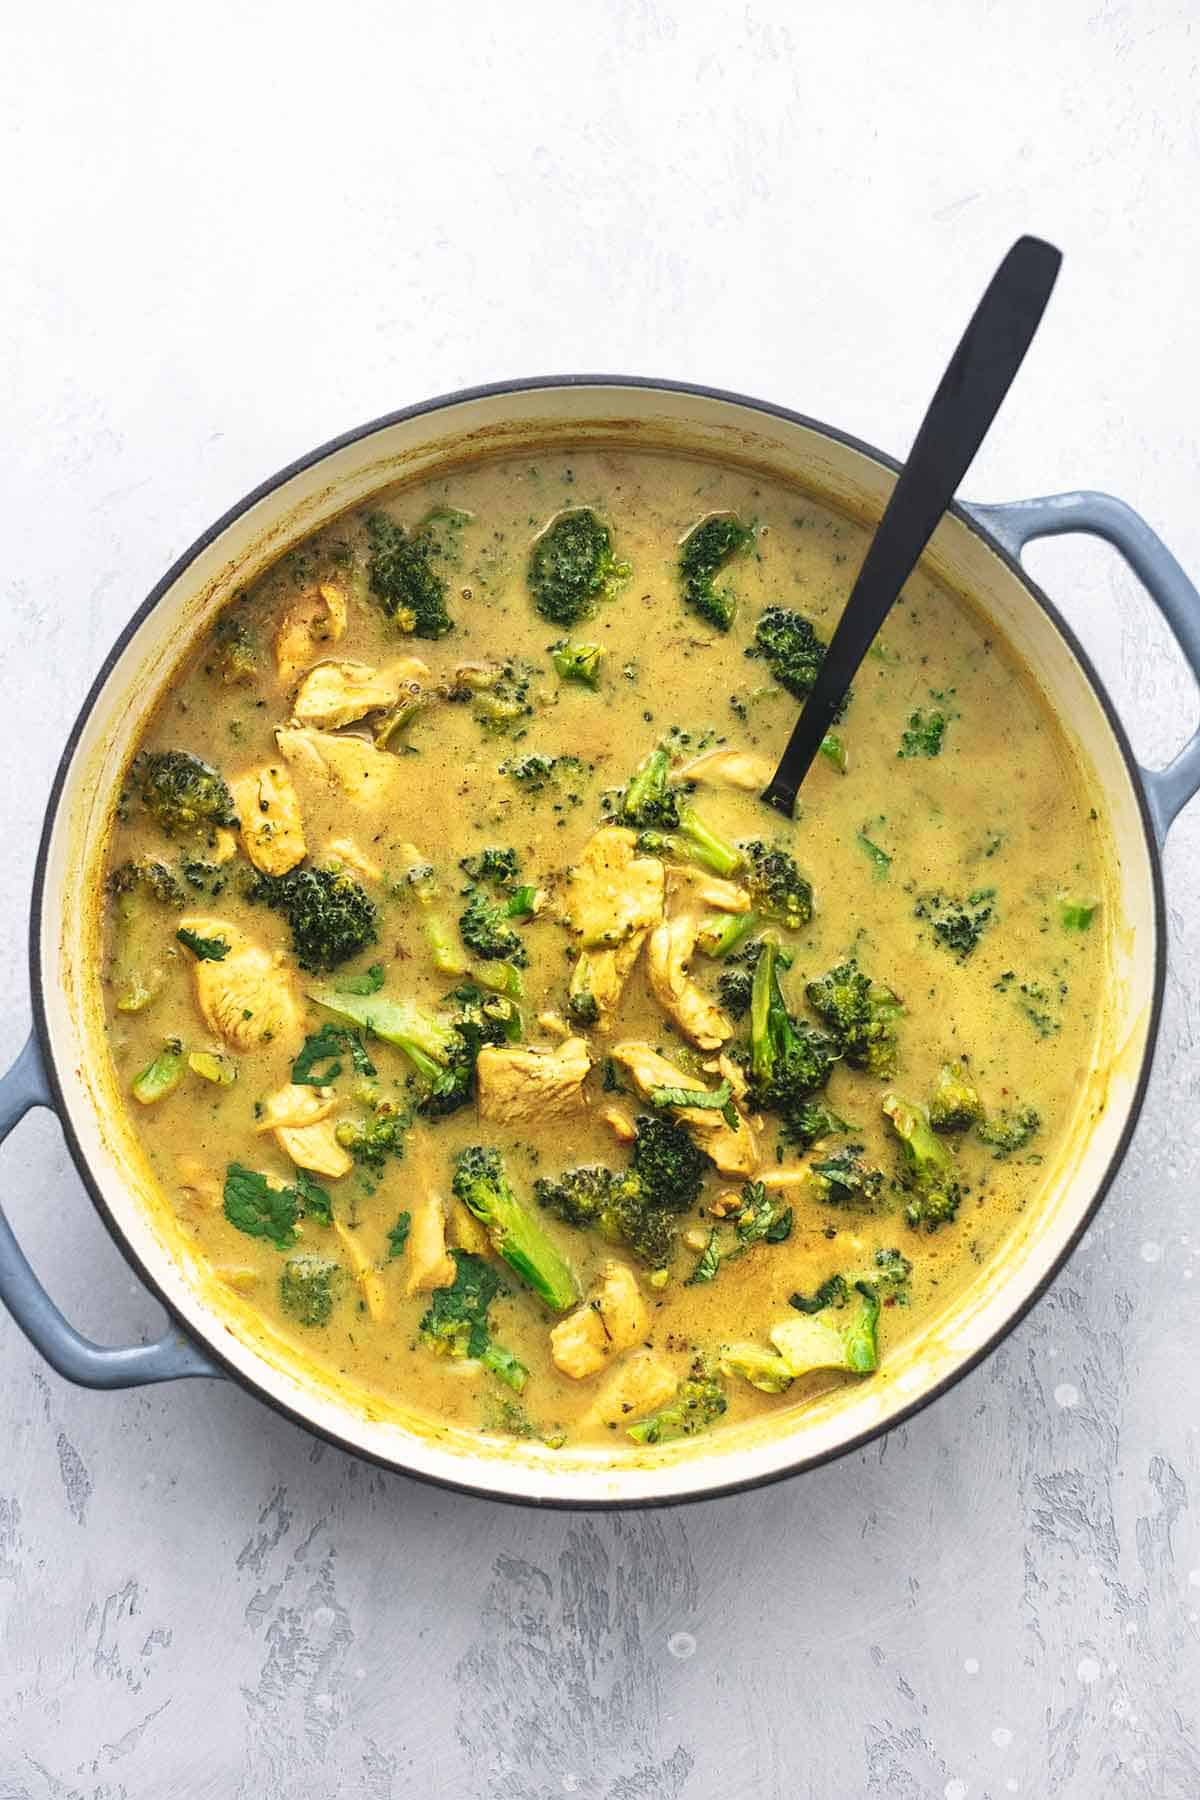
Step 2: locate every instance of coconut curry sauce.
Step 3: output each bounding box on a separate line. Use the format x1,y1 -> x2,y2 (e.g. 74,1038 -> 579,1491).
101,450 -> 1107,1453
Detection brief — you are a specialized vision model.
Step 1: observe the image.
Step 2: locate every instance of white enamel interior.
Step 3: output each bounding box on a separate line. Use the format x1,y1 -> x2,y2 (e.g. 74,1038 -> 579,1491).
35,383 -> 1160,1505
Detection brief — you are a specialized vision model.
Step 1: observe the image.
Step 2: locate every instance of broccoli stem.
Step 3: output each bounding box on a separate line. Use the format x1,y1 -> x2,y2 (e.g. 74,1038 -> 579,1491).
696,910 -> 758,959
452,1149 -> 579,1311
309,987 -> 459,1071
676,806 -> 743,878
424,914 -> 468,976
131,1040 -> 186,1105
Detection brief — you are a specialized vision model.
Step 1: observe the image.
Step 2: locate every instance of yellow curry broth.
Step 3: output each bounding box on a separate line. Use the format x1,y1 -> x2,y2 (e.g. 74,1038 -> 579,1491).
101,448 -> 1106,1450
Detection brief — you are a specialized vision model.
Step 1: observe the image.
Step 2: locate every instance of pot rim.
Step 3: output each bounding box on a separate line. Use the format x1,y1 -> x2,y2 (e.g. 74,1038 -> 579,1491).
27,373 -> 1169,1508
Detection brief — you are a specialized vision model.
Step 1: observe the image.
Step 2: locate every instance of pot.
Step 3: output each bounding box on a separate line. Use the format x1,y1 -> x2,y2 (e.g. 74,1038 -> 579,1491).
3,377 -> 1198,1508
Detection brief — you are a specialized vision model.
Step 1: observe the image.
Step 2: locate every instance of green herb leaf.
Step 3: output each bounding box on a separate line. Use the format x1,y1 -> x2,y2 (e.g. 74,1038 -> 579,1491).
856,829 -> 892,878
223,1163 -> 299,1249
176,927 -> 230,961
651,1077 -> 736,1129
387,1212 -> 412,1259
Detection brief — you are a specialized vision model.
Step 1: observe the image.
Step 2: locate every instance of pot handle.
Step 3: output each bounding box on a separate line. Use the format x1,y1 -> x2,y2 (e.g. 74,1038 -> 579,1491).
0,1031 -> 223,1388
968,491 -> 1200,845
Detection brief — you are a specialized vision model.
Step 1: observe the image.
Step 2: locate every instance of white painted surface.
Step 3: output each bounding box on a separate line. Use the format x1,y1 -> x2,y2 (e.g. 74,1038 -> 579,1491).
1,2 -> 1198,1792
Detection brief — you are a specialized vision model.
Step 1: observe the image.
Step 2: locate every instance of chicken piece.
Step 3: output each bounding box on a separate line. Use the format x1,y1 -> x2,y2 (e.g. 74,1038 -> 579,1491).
666,866 -> 751,913
252,1084 -> 348,1176
598,1103 -> 636,1143
332,1218 -> 388,1322
589,1348 -> 679,1426
405,1192 -> 457,1295
610,1041 -> 759,1177
562,827 -> 665,949
550,1261 -> 648,1380
536,1009 -> 570,1039
326,837 -> 381,881
476,1036 -> 591,1125
647,913 -> 733,1050
678,747 -> 772,791
717,1051 -> 751,1106
275,726 -> 399,808
275,581 -> 348,685
291,656 -> 429,730
569,929 -> 648,1033
275,1118 -> 353,1180
253,1084 -> 337,1133
230,762 -> 307,876
180,916 -> 303,1053
212,828 -> 239,864
177,1155 -> 221,1209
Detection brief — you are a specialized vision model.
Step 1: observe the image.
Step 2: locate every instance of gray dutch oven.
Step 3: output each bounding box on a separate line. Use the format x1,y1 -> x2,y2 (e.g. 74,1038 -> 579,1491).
2,378 -> 1198,1508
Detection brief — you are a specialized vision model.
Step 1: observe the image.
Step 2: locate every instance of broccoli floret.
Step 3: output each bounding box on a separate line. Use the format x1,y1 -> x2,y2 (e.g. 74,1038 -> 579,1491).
502,751 -> 589,804
929,1061 -> 984,1132
551,640 -> 604,688
977,1105 -> 1041,1158
740,840 -> 814,931
310,984 -> 507,1119
536,1116 -> 707,1268
452,1147 -> 579,1311
456,659 -> 537,734
534,1164 -> 622,1233
914,889 -> 995,960
785,1100 -> 854,1149
418,1250 -> 528,1391
131,750 -> 237,839
747,607 -> 831,700
627,1358 -> 727,1444
883,1093 -> 963,1230
777,1247 -> 913,1376
106,859 -> 186,1014
458,890 -> 529,966
618,747 -> 742,878
629,1113 -> 708,1214
279,1256 -> 342,1327
459,847 -> 521,890
366,511 -> 453,638
803,1144 -> 886,1210
716,965 -> 754,1020
207,613 -> 258,686
108,856 -> 185,909
898,706 -> 948,758
528,510 -> 629,626
249,866 -> 379,972
806,959 -> 902,1078
747,939 -> 839,1127
334,1100 -> 408,1171
678,515 -> 752,632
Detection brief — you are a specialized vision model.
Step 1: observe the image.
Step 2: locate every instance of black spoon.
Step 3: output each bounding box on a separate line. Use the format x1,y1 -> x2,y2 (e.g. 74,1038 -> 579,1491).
762,234 -> 1062,817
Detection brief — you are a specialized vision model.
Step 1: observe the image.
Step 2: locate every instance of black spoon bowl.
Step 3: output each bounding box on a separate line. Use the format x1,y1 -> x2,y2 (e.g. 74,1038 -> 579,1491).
762,234 -> 1063,817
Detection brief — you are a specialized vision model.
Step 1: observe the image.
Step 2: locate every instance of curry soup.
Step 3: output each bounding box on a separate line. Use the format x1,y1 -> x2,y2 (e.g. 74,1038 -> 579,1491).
101,448 -> 1106,1453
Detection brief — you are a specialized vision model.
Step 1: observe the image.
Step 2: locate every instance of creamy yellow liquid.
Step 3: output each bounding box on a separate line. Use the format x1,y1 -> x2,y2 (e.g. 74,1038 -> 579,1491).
102,448 -> 1106,1451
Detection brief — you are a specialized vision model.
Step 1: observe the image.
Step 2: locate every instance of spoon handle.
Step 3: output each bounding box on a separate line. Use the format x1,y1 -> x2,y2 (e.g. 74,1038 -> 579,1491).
762,234 -> 1062,816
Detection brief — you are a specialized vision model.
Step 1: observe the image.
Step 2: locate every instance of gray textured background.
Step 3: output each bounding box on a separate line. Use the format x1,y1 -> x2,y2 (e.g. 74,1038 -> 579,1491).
2,3 -> 1199,1794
